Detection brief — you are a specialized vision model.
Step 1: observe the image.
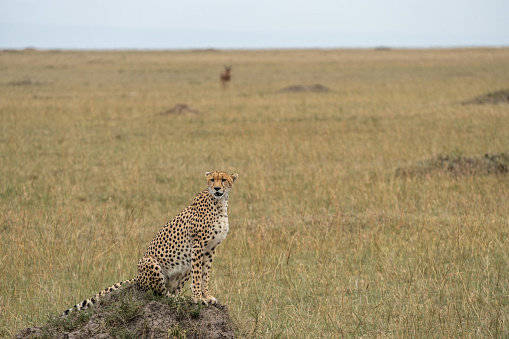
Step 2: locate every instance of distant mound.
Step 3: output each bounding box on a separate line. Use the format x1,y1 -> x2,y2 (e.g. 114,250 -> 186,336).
396,152 -> 509,177
7,78 -> 45,86
160,104 -> 203,116
463,89 -> 509,105
276,84 -> 331,93
15,284 -> 235,339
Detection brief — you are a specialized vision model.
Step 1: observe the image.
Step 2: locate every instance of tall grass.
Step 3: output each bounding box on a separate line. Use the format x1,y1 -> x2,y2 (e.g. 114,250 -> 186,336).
1,48 -> 509,337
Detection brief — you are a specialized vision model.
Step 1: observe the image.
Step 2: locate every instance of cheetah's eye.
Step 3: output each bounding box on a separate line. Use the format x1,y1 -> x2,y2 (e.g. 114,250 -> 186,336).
222,178 -> 226,182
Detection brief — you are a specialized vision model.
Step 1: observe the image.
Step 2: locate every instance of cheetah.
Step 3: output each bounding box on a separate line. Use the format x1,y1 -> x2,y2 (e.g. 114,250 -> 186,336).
62,171 -> 238,316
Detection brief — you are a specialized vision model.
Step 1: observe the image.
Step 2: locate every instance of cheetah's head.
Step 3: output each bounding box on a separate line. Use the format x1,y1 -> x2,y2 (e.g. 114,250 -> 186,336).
205,171 -> 238,199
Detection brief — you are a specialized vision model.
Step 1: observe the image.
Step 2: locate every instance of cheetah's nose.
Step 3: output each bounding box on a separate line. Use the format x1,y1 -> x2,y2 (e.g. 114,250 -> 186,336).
214,187 -> 221,191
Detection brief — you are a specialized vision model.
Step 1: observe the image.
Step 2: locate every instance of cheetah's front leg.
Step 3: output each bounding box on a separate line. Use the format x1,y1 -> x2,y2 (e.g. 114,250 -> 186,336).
201,247 -> 217,304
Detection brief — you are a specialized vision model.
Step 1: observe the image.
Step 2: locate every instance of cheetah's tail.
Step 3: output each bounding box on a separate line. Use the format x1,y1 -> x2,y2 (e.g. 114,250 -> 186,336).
61,278 -> 135,316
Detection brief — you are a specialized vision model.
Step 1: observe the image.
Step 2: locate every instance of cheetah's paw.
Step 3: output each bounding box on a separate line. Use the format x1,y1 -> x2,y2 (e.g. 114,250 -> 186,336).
203,295 -> 217,305
193,295 -> 217,306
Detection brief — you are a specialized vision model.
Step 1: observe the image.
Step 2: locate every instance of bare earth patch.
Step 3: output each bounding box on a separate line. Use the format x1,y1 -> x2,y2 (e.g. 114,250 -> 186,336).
15,285 -> 235,339
276,84 -> 331,93
463,89 -> 509,105
160,104 -> 203,116
396,152 -> 509,177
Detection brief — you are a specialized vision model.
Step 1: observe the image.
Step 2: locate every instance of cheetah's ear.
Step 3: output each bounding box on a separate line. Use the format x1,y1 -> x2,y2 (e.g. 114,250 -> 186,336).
231,173 -> 238,182
205,172 -> 212,177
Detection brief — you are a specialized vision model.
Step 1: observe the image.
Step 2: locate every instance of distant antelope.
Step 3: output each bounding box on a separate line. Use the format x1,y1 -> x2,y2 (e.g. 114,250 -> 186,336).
220,65 -> 232,89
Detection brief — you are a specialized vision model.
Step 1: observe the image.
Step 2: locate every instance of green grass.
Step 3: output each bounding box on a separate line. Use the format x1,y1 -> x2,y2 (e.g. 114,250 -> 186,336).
1,48 -> 509,338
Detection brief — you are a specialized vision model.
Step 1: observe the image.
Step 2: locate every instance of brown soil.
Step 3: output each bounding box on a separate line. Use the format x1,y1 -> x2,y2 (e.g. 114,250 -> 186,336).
396,152 -> 509,177
160,104 -> 203,116
463,89 -> 509,105
15,284 -> 236,339
276,84 -> 331,93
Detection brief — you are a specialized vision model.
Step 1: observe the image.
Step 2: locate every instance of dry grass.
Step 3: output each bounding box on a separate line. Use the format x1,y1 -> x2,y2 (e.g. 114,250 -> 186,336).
1,48 -> 509,338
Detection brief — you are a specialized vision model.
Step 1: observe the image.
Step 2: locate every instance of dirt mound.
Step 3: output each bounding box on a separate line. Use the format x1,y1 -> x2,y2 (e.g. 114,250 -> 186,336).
15,285 -> 235,339
276,84 -> 331,93
396,152 -> 509,177
7,78 -> 45,86
160,104 -> 203,116
463,89 -> 509,105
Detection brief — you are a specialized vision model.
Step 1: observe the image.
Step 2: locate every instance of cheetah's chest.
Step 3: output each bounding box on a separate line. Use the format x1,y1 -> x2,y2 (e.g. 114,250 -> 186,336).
206,214 -> 229,249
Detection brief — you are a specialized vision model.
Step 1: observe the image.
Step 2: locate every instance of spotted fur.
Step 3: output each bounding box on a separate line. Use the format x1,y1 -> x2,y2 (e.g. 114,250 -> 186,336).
62,171 -> 238,316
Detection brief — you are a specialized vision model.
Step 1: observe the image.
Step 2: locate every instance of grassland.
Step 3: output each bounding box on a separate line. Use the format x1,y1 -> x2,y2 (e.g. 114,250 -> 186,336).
1,47 -> 509,338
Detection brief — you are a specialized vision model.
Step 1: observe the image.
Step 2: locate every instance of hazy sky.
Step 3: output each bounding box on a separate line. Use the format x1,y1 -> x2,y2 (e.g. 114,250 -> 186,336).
1,0 -> 508,49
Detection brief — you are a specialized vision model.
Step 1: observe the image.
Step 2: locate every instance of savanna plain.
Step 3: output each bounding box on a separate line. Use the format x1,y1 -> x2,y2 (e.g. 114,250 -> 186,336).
1,48 -> 509,338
